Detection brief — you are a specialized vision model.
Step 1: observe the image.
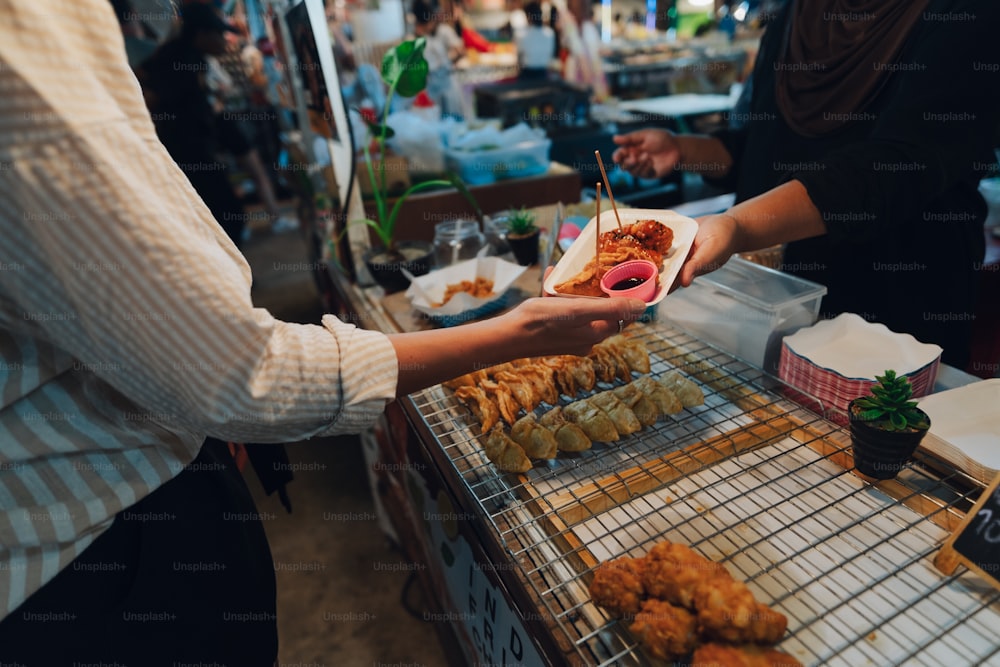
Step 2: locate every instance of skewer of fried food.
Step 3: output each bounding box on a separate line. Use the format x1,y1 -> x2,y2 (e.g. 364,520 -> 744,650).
594,150 -> 623,230
595,182 -> 601,281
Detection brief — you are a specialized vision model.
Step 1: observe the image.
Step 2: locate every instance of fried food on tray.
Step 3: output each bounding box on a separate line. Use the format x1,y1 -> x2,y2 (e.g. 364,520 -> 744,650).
453,386 -> 500,433
602,334 -> 652,374
510,414 -> 558,460
563,399 -> 620,442
589,390 -> 642,436
493,370 -> 539,413
612,382 -> 659,427
588,556 -> 647,618
482,425 -> 532,473
590,540 -> 790,661
628,599 -> 698,662
538,407 -> 592,452
693,577 -> 787,645
554,220 -> 674,297
661,370 -> 705,408
643,541 -> 731,610
691,643 -> 803,667
633,376 -> 683,415
481,379 -> 520,425
542,355 -> 597,397
433,277 -> 495,307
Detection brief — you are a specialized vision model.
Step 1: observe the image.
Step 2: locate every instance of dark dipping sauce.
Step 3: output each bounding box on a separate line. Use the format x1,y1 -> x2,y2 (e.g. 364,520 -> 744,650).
610,276 -> 647,291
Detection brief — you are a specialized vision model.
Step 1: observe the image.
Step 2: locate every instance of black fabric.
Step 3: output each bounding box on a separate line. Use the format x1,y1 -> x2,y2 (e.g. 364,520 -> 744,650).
715,0 -> 1000,367
0,438 -> 278,667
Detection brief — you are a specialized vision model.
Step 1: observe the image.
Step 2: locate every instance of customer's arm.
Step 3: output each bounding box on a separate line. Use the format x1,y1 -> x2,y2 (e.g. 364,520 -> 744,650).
388,297 -> 646,396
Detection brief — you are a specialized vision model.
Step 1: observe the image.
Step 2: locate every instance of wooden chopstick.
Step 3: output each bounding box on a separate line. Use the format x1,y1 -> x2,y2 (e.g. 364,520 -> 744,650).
594,150 -> 623,230
595,182 -> 602,281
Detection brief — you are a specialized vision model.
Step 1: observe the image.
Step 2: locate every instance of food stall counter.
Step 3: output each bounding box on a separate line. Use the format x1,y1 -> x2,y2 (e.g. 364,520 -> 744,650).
324,206 -> 1000,667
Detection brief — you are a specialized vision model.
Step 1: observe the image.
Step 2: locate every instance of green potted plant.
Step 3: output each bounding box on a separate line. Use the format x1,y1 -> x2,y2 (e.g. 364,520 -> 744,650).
848,370 -> 931,480
504,207 -> 540,266
351,38 -> 480,293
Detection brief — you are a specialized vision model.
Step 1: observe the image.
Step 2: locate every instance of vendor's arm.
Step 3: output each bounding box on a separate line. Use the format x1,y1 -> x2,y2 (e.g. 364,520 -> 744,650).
612,129 -> 735,181
678,181 -> 826,286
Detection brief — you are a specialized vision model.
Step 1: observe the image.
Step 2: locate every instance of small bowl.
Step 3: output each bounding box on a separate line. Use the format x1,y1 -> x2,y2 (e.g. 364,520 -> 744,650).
600,259 -> 659,302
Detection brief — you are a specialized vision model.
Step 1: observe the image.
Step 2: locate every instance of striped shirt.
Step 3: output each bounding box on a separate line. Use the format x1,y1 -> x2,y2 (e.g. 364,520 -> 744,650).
0,0 -> 398,621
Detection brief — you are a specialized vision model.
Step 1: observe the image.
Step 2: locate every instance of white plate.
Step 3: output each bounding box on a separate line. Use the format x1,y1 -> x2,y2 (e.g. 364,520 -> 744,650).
782,313 -> 942,380
542,208 -> 698,305
405,256 -> 526,320
918,379 -> 1000,473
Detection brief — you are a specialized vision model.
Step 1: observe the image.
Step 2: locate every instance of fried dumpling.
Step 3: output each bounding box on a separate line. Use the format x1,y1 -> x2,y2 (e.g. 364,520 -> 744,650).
510,414 -> 559,459
659,371 -> 704,408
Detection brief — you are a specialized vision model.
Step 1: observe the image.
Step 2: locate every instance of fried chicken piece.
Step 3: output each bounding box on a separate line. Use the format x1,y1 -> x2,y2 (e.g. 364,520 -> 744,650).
538,406 -> 592,452
590,391 -> 642,436
510,414 -> 558,459
633,376 -> 683,415
628,599 -> 698,662
613,382 -> 659,427
589,556 -> 647,618
660,370 -> 705,408
693,577 -> 787,645
643,542 -> 731,610
563,400 -> 619,442
494,370 -> 540,413
691,643 -> 803,667
453,385 -> 500,433
481,379 -> 521,425
482,425 -> 532,473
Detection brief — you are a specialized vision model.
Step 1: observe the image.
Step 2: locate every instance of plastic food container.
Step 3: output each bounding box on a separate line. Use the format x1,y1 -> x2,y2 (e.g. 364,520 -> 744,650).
659,257 -> 827,373
444,139 -> 552,186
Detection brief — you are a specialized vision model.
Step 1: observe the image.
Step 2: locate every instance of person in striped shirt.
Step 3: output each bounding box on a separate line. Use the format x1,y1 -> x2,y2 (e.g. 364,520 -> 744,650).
0,1 -> 645,664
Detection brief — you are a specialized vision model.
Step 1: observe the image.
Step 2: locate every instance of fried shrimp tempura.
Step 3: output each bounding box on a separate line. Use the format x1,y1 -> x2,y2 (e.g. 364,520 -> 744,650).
691,642 -> 803,667
588,557 -> 646,618
628,599 -> 698,662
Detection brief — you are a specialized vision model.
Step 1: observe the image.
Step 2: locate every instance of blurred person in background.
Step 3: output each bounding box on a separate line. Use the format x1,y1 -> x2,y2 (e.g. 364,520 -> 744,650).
0,1 -> 646,665
209,15 -> 299,238
137,2 -> 249,246
412,0 -> 467,118
516,1 -> 556,79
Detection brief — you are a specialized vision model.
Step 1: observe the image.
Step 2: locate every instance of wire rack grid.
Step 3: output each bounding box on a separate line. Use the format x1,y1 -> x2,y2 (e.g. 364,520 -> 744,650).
407,320 -> 1000,666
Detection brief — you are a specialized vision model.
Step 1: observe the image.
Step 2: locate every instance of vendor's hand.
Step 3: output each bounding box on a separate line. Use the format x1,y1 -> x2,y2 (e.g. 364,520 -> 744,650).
503,296 -> 647,357
612,129 -> 681,180
678,213 -> 742,288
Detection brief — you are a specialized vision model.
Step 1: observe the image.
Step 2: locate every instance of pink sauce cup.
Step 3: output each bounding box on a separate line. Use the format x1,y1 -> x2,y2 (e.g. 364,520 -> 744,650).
599,259 -> 659,302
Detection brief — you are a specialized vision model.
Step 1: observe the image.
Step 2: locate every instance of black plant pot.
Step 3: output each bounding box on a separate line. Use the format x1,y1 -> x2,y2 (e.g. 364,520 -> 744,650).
848,398 -> 930,480
507,229 -> 540,266
363,240 -> 434,294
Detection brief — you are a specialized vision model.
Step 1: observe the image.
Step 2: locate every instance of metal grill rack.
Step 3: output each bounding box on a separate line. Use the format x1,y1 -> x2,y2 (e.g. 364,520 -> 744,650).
408,320 -> 1000,666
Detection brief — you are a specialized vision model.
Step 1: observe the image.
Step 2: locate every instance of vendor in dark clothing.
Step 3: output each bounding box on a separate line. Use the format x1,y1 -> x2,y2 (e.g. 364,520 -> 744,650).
613,0 -> 999,368
137,3 -> 248,246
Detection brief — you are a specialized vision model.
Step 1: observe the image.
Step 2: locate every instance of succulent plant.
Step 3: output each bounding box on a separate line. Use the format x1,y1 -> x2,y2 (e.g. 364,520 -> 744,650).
852,370 -> 930,432
506,207 -> 538,237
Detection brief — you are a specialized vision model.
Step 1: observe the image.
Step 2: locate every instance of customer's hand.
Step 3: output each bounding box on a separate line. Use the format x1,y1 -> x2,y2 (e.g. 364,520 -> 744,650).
677,213 -> 742,288
500,295 -> 647,357
612,129 -> 681,180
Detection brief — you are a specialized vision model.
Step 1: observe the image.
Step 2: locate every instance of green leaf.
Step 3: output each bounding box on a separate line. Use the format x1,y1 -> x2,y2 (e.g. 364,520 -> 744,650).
382,38 -> 429,98
889,411 -> 906,430
443,171 -> 483,224
362,117 -> 395,140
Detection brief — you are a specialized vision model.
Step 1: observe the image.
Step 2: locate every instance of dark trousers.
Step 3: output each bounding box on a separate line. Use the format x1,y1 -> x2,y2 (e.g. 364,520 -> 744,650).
0,438 -> 278,666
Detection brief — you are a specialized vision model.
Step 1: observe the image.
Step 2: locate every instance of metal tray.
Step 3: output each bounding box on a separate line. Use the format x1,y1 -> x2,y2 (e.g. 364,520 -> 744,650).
407,320 -> 1000,666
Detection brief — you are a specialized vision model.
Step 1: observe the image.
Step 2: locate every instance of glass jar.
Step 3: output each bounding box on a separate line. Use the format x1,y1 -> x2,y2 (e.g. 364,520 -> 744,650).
432,219 -> 486,268
484,211 -> 513,257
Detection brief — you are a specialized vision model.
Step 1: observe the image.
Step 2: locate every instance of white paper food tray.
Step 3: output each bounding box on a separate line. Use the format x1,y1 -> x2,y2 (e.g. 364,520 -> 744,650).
542,208 -> 698,305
